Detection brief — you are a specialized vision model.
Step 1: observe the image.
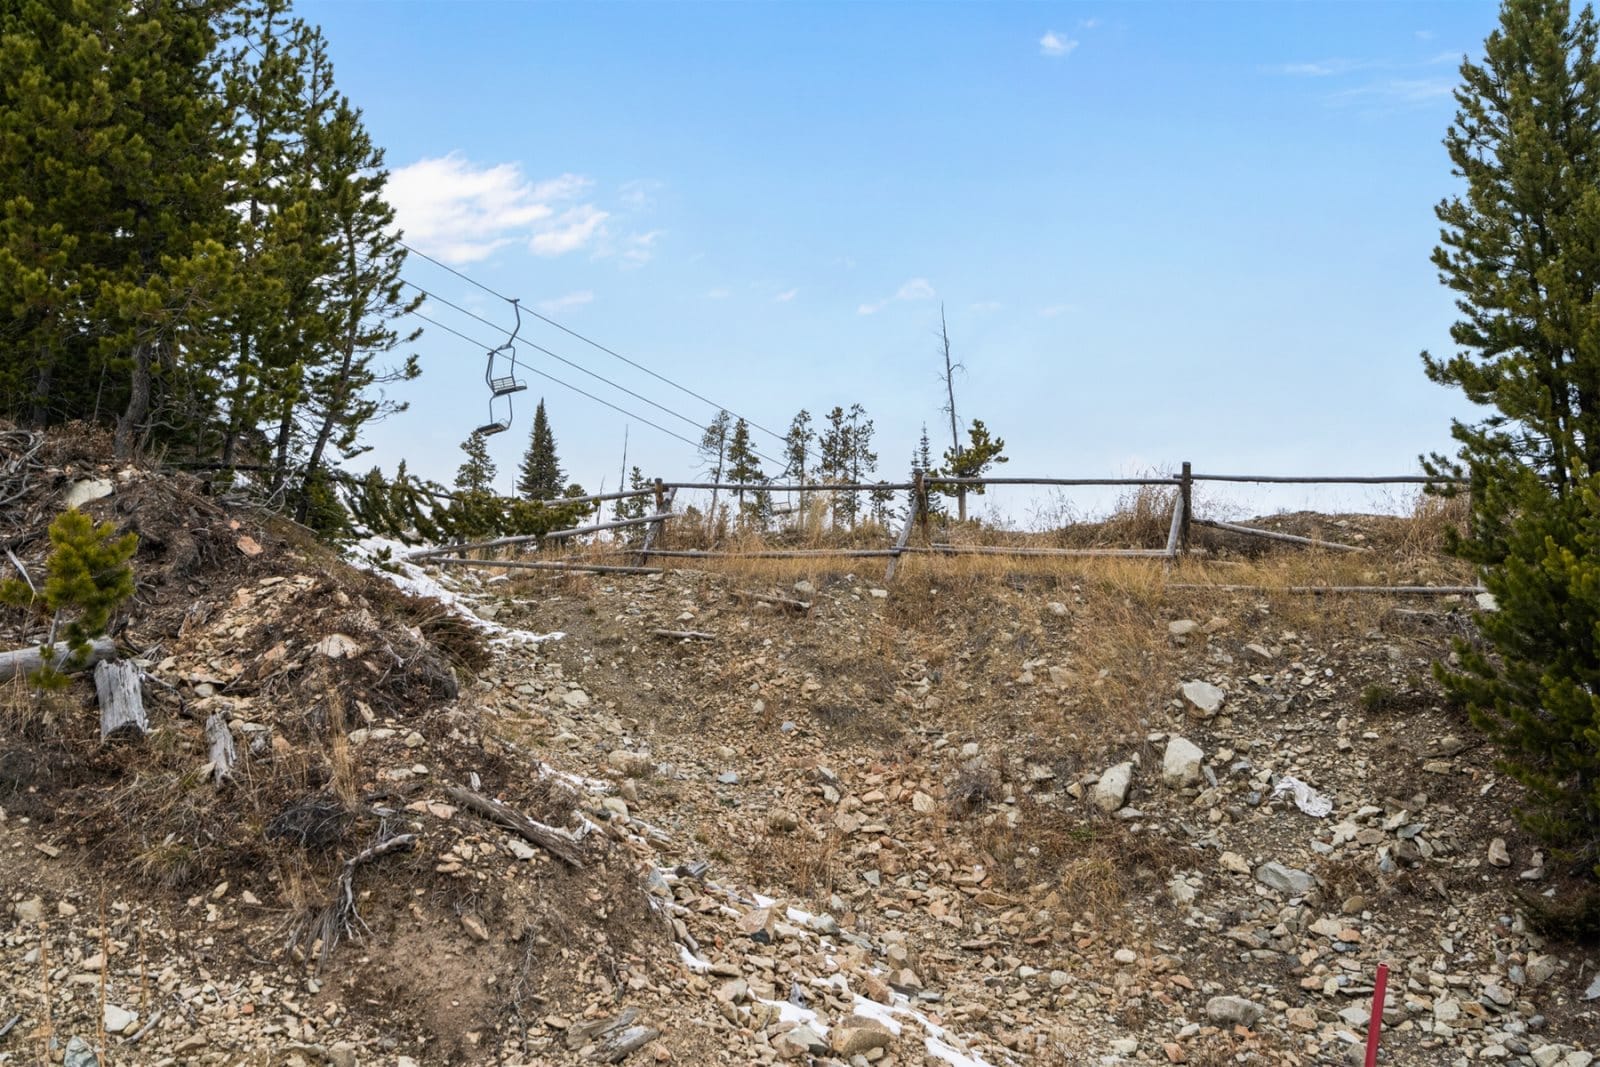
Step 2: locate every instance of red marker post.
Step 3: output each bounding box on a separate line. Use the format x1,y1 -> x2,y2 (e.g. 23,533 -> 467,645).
1364,962 -> 1390,1067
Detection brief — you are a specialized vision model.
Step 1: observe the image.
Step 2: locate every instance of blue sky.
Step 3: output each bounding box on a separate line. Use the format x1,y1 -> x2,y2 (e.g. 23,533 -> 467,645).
302,0 -> 1501,519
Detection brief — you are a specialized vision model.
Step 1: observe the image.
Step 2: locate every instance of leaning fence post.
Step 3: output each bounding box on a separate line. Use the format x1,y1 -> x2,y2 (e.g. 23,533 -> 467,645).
1179,461 -> 1193,557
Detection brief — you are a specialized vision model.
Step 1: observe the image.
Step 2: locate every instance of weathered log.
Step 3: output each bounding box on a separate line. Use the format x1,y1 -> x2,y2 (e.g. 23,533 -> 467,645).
205,712 -> 237,783
733,590 -> 811,612
1192,517 -> 1367,553
443,784 -> 585,867
0,636 -> 116,683
651,628 -> 717,641
95,660 -> 148,742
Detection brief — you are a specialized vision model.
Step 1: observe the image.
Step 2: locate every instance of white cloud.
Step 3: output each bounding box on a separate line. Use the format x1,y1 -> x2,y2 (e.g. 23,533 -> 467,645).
1038,303 -> 1077,318
970,300 -> 1003,313
530,204 -> 609,256
619,229 -> 664,268
859,277 -> 936,315
1328,77 -> 1457,106
1039,31 -> 1077,57
707,287 -> 730,300
1079,17 -> 1101,29
775,288 -> 799,302
388,154 -> 607,265
618,178 -> 663,210
536,290 -> 594,315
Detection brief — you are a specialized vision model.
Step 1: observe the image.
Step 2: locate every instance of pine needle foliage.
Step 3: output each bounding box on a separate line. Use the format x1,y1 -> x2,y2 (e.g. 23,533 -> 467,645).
1423,0 -> 1600,871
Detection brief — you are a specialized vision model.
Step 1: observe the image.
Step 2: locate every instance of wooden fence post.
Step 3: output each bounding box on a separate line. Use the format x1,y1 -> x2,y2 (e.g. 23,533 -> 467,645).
1179,461 -> 1193,557
915,470 -> 929,535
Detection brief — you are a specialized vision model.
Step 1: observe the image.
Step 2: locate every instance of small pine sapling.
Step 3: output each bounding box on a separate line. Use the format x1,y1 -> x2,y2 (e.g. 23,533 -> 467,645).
0,508 -> 138,687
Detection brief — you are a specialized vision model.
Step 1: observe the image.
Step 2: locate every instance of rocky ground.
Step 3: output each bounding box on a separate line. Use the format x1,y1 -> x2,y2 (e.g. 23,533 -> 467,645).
2,444 -> 1598,1066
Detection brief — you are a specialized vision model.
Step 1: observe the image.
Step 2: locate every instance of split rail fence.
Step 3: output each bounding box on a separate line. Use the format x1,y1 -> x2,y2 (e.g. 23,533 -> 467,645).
408,464 -> 1482,596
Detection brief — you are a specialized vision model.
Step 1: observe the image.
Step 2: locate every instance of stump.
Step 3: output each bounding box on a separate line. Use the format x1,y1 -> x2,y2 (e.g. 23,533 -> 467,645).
95,660 -> 148,742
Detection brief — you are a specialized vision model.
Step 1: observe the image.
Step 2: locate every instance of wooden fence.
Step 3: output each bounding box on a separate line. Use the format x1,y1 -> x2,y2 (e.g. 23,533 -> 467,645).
408,465 -> 1480,595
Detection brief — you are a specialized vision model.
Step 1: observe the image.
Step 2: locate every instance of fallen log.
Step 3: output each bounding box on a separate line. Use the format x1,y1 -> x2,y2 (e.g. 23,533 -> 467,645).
95,660 -> 148,742
443,784 -> 585,868
0,636 -> 116,683
205,712 -> 237,783
651,628 -> 717,641
733,590 -> 811,612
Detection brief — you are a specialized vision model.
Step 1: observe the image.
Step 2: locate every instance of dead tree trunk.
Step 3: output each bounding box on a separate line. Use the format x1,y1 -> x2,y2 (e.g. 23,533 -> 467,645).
114,342 -> 153,461
0,636 -> 116,683
206,712 -> 237,782
94,660 -> 148,741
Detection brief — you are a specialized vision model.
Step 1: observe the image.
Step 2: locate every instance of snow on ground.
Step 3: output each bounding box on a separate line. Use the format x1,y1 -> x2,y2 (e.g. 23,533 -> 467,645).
347,536 -> 564,646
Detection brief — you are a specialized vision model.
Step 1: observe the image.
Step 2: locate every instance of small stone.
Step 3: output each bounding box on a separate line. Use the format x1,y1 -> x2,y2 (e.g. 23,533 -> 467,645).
1110,1038 -> 1138,1055
1181,680 -> 1226,718
63,478 -> 114,508
1488,837 -> 1511,867
1162,736 -> 1205,788
103,1004 -> 138,1034
716,771 -> 740,785
1168,619 -> 1199,637
63,1037 -> 99,1067
830,1016 -> 893,1056
460,914 -> 490,942
1047,601 -> 1068,617
1113,947 -> 1138,965
1206,995 -> 1264,1028
1094,763 -> 1135,812
12,896 -> 44,924
1254,861 -> 1316,896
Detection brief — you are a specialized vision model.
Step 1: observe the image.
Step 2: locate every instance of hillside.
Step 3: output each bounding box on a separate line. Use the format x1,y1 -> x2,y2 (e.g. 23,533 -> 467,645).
1,436 -> 1597,1067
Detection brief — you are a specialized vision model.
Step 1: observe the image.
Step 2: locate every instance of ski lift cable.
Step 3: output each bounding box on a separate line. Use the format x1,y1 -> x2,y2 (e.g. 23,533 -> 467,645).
404,279 -> 792,470
407,309 -> 704,450
397,240 -> 801,453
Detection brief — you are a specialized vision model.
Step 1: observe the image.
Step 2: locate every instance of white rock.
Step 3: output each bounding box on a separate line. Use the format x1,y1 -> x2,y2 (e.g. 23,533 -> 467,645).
1476,592 -> 1499,612
1093,762 -> 1134,812
64,478 -> 113,508
1168,619 -> 1199,637
1162,736 -> 1204,787
103,1004 -> 138,1033
1181,680 -> 1226,717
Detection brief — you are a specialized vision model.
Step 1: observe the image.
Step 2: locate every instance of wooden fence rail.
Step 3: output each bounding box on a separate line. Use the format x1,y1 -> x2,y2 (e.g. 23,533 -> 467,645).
415,465 -> 1471,596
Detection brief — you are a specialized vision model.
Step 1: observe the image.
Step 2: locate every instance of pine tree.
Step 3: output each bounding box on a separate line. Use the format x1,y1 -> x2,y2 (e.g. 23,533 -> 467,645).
725,418 -> 766,527
845,404 -> 876,529
517,399 -> 564,500
1423,0 -> 1600,867
939,420 -> 1008,522
784,409 -> 815,520
913,424 -> 946,522
454,430 -> 498,494
0,509 -> 138,685
295,77 -> 421,522
699,410 -> 732,536
818,406 -> 851,529
0,0 -> 239,454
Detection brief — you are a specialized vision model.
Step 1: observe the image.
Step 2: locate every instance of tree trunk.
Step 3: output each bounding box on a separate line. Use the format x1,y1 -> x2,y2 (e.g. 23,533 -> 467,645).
0,637 -> 116,683
29,347 -> 54,428
958,486 -> 968,523
114,342 -> 153,460
95,659 -> 147,742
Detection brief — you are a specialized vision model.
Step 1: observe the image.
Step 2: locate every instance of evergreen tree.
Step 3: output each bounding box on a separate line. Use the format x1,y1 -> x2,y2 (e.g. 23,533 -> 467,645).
454,430 -> 498,494
845,403 -> 876,529
699,409 -> 732,536
1423,0 -> 1600,867
913,424 -> 946,521
818,406 -> 851,529
939,420 -> 1008,522
784,408 -> 815,519
517,399 -> 564,500
294,77 -> 421,522
725,417 -> 766,527
0,0 -> 240,456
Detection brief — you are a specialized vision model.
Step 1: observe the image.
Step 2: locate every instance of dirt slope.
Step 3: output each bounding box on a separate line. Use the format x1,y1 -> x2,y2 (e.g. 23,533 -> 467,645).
1,436 -> 1597,1066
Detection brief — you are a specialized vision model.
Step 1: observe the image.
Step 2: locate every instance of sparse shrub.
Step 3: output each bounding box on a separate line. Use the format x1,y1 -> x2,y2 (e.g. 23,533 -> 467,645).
0,508 -> 137,687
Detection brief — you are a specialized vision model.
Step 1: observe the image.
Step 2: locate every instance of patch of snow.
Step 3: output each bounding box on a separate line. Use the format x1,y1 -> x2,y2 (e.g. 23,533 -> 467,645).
850,995 -> 904,1035
926,1034 -> 990,1067
755,998 -> 826,1032
347,537 -> 564,646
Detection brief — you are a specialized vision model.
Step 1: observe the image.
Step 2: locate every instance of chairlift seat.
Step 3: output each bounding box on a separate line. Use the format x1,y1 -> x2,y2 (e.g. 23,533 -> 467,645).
474,421 -> 509,437
489,375 -> 527,397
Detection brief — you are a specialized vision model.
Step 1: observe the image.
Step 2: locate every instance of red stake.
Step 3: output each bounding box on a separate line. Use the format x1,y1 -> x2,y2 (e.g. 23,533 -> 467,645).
1364,962 -> 1390,1067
